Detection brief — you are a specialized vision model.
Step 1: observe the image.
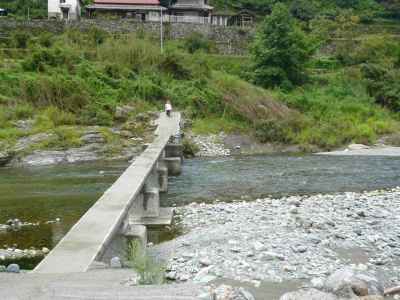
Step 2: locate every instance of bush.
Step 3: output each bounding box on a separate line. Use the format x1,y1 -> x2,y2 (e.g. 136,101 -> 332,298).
126,240 -> 165,285
38,32 -> 54,48
22,48 -> 72,72
362,63 -> 400,112
11,31 -> 30,49
290,0 -> 317,21
183,32 -> 213,54
21,75 -> 89,112
159,52 -> 192,80
182,138 -> 199,157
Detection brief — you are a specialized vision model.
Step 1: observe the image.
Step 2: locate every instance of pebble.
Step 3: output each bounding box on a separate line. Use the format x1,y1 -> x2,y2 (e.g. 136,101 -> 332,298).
163,187 -> 400,286
192,134 -> 230,157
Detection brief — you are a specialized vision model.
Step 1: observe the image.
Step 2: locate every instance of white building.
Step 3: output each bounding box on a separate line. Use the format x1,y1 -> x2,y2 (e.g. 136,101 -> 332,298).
48,0 -> 83,20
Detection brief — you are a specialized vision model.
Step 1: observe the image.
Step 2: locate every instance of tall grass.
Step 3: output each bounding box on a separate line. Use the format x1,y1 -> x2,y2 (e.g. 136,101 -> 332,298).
126,240 -> 165,285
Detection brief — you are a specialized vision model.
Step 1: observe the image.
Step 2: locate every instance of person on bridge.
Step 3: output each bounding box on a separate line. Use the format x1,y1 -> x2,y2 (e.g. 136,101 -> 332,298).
165,100 -> 172,117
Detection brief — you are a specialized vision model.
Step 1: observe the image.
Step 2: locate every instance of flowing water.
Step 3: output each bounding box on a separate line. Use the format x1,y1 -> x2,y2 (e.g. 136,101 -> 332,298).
0,154 -> 400,269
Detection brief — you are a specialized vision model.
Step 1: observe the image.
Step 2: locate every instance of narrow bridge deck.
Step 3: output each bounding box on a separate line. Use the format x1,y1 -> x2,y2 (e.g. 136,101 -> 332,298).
33,112 -> 180,274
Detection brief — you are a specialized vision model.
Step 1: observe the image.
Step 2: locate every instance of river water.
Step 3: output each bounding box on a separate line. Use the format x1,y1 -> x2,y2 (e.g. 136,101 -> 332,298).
0,154 -> 400,268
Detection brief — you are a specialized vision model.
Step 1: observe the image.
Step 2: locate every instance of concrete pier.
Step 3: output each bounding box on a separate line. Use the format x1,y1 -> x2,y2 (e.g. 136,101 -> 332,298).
34,112 -> 181,274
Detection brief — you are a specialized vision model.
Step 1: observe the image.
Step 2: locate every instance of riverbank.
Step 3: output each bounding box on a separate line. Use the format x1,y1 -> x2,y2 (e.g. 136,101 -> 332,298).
0,110 -> 157,168
151,187 -> 400,298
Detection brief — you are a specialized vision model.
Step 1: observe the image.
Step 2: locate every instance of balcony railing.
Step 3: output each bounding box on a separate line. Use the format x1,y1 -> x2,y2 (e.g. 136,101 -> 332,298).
148,14 -> 212,25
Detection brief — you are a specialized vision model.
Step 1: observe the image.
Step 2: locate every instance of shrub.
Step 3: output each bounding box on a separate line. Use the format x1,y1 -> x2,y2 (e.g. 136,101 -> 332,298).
126,240 -> 165,285
362,63 -> 400,112
183,32 -> 213,54
11,31 -> 30,49
38,32 -> 54,48
290,0 -> 317,21
182,138 -> 199,157
159,52 -> 192,80
12,103 -> 35,119
49,126 -> 82,149
21,75 -> 89,112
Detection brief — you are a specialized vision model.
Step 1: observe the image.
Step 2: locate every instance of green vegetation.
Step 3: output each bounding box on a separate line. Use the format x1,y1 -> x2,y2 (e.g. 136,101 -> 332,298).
0,1 -> 400,154
250,3 -> 313,89
126,240 -> 165,285
0,0 -> 47,19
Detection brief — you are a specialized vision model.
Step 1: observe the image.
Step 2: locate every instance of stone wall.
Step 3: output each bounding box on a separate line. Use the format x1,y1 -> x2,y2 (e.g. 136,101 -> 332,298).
0,19 -> 254,55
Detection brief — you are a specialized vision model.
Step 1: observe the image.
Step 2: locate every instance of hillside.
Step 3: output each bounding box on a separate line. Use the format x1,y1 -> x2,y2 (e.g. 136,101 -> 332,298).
0,0 -> 399,163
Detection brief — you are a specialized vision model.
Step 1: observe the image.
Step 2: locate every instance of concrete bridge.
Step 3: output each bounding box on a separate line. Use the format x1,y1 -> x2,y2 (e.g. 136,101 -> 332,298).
34,112 -> 183,274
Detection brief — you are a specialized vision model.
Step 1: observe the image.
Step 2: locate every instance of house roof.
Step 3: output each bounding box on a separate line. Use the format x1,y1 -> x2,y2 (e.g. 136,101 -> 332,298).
93,0 -> 160,5
87,3 -> 166,10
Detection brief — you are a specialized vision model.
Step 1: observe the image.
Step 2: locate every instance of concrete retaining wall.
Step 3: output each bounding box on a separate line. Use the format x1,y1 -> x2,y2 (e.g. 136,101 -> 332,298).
0,19 -> 254,55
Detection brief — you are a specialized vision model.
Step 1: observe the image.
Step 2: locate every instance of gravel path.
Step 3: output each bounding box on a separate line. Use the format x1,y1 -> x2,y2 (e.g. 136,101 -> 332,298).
154,188 -> 400,290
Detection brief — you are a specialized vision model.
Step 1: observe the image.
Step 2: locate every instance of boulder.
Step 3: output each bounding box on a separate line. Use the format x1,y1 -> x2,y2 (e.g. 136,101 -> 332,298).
324,267 -> 383,298
80,128 -> 105,144
211,285 -> 255,300
13,133 -> 54,152
280,288 -> 338,300
115,105 -> 134,121
6,263 -> 20,273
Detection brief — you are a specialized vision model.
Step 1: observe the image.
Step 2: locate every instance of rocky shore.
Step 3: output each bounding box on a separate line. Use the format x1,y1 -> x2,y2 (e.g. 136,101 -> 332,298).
0,109 -> 158,168
150,187 -> 400,299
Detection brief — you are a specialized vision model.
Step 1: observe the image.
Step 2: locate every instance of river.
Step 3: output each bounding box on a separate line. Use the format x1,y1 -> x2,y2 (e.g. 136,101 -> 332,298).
0,154 -> 400,269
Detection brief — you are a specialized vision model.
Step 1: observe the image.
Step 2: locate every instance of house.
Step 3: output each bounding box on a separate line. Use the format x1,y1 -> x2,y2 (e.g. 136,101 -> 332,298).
167,0 -> 213,24
211,10 -> 255,27
86,0 -> 166,21
85,0 -> 212,23
48,0 -> 83,20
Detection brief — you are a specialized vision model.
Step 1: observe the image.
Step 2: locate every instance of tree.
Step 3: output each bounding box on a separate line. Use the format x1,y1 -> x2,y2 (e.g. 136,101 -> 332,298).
290,0 -> 317,21
250,3 -> 313,89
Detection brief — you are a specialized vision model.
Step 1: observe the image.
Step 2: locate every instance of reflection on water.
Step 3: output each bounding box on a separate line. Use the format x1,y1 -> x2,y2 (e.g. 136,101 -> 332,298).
0,154 -> 400,269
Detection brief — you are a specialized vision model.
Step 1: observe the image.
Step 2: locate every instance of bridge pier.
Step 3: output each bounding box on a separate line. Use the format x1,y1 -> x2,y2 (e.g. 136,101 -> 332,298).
164,143 -> 183,176
157,154 -> 169,193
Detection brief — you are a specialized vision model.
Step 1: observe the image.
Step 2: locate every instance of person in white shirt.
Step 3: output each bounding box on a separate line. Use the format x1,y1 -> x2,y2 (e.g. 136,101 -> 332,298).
165,100 -> 172,117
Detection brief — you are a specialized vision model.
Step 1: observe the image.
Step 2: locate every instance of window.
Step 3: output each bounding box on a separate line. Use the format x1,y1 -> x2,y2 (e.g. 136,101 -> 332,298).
60,0 -> 66,4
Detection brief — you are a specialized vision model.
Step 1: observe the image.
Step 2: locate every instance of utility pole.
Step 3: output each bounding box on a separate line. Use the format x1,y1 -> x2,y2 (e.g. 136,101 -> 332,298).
160,6 -> 163,53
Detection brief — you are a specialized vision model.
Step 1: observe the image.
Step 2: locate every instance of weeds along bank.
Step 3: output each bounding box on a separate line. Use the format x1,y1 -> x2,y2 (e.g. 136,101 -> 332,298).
0,20 -> 399,164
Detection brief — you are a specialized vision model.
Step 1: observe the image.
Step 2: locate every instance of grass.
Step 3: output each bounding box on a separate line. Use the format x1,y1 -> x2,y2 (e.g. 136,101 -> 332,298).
0,26 -> 398,153
192,116 -> 249,135
126,240 -> 165,285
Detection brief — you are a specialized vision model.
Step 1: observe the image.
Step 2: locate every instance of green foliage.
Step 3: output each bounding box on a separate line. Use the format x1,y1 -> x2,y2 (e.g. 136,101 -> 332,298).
290,0 -> 317,21
182,138 -> 200,157
0,24 -> 399,152
126,240 -> 165,285
280,71 -> 398,148
362,63 -> 400,111
250,3 -> 313,89
182,32 -> 214,54
11,31 -> 30,49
